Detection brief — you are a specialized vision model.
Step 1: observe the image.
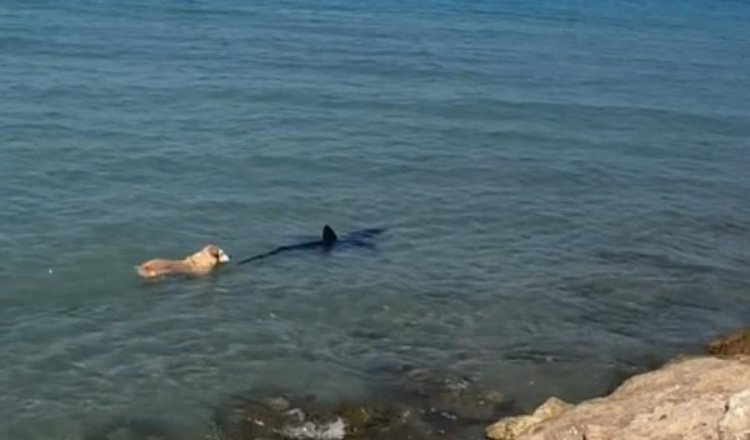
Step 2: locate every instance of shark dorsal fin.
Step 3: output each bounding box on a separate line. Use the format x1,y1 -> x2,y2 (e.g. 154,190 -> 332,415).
322,225 -> 338,243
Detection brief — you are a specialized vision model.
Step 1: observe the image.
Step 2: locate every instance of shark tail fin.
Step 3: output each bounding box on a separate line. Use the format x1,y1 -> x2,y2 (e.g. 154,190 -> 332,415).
322,225 -> 338,243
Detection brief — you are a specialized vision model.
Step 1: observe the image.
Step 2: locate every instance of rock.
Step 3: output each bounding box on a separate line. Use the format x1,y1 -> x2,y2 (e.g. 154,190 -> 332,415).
531,397 -> 572,419
720,388 -> 750,440
708,328 -> 750,357
485,397 -> 572,440
212,392 -> 343,440
334,402 -> 412,438
485,357 -> 750,440
211,390 -> 433,440
485,415 -> 539,440
399,368 -> 515,423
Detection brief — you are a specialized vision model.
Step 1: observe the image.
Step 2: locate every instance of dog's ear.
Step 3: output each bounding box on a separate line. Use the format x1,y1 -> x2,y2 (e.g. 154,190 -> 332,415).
204,245 -> 220,258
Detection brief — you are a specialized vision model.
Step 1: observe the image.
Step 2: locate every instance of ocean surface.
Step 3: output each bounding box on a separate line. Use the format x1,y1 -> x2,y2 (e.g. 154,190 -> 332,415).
1,0 -> 749,438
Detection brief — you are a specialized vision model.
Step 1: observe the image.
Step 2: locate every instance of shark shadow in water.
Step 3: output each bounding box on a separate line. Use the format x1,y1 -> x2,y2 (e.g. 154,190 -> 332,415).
236,225 -> 386,265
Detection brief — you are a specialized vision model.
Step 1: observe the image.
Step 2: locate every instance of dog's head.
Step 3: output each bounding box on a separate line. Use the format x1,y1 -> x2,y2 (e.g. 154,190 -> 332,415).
204,244 -> 230,264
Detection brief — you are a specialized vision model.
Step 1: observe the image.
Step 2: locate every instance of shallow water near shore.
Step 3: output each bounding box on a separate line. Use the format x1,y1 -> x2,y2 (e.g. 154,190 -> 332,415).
2,0 -> 750,438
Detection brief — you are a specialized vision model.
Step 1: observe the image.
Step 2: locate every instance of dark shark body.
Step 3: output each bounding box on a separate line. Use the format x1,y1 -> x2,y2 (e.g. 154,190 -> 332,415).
237,225 -> 385,265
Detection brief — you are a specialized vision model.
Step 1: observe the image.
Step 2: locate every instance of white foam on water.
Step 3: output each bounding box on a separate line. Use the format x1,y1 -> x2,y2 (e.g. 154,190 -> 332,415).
279,417 -> 347,440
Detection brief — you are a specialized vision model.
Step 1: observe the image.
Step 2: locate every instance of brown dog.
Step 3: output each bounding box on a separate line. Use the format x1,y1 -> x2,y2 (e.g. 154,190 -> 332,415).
136,244 -> 230,278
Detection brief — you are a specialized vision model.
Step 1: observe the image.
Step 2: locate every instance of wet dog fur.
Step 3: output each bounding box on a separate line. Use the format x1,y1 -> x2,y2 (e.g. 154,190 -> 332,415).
136,244 -> 230,278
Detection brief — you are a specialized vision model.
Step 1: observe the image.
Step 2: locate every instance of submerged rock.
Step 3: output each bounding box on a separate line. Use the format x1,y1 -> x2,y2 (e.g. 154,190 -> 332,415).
333,402 -> 426,439
211,366 -> 516,439
211,390 -> 432,440
707,328 -> 750,357
485,356 -> 750,440
398,368 -> 515,424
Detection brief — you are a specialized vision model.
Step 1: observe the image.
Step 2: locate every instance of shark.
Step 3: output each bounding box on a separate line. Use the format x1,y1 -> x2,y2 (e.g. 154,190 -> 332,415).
236,225 -> 385,265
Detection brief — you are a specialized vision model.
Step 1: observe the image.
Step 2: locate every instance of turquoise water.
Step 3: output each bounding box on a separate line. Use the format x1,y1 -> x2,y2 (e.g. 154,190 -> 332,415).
2,0 -> 750,438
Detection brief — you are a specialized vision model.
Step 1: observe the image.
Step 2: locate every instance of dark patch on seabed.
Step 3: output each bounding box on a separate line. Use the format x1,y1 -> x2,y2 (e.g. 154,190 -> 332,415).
82,367 -> 519,440
209,370 -> 517,440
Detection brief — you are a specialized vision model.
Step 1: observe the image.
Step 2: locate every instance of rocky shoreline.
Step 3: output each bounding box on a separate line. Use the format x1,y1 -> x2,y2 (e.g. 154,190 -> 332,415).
485,328 -> 750,440
83,329 -> 750,440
